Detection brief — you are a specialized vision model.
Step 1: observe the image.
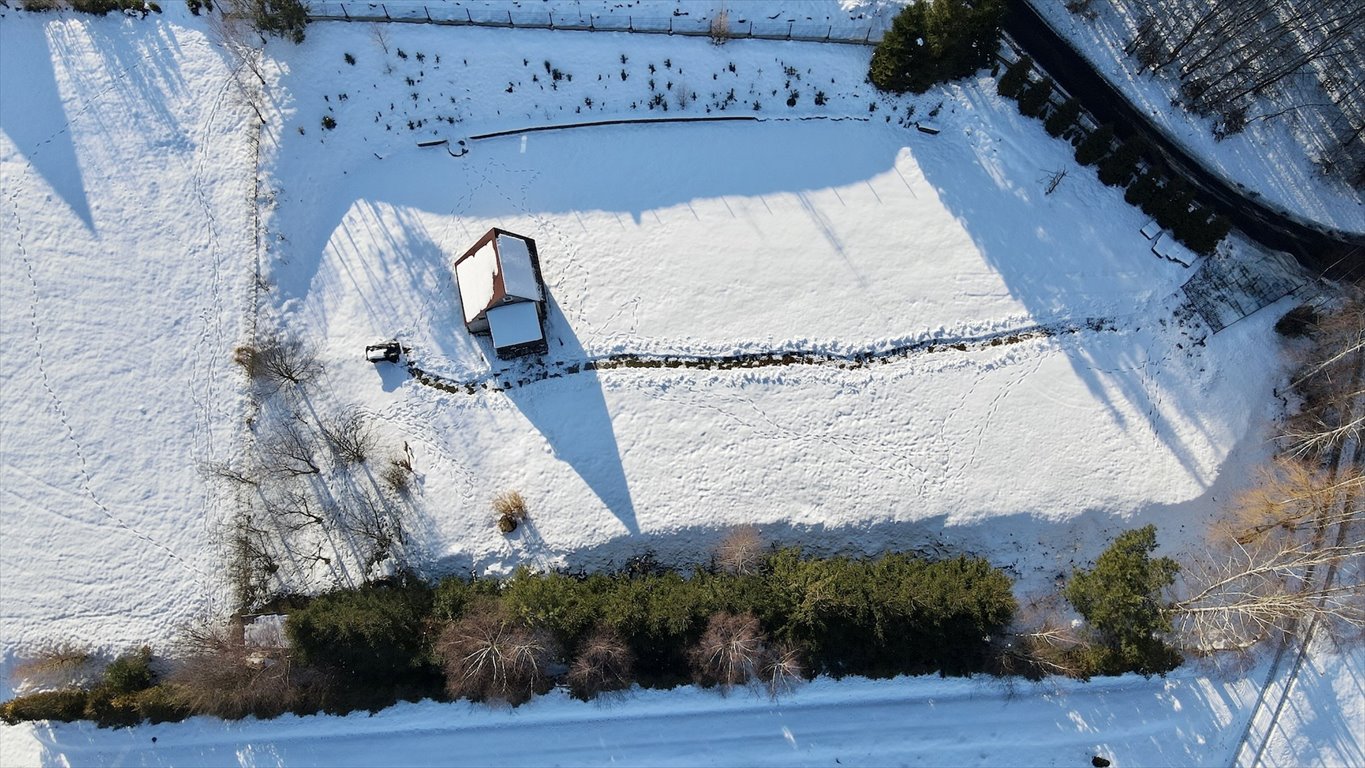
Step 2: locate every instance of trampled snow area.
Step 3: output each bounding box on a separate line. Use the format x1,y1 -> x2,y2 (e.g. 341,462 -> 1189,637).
1,1 -> 1357,765
2,646 -> 1361,767
1025,0 -> 1365,237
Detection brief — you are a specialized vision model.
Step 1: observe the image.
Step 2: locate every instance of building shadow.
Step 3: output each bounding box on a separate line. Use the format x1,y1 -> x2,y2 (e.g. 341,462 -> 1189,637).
0,23 -> 94,230
499,293 -> 638,534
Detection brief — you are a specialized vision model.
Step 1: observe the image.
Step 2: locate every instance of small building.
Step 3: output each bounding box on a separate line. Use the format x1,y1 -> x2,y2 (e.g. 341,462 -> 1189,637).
454,228 -> 548,358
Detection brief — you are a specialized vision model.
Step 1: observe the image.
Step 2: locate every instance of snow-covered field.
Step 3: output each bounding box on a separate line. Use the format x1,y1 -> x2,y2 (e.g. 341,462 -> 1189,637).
1,2 -> 1354,765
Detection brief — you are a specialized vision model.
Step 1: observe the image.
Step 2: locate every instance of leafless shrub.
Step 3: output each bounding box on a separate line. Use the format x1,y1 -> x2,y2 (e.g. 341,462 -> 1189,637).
320,410 -> 375,465
336,490 -> 406,575
435,603 -> 559,705
203,459 -> 260,487
566,627 -> 635,700
990,620 -> 1093,679
689,612 -> 767,690
169,624 -> 320,720
715,526 -> 765,575
236,337 -> 322,388
229,511 -> 281,612
1043,168 -> 1068,195
709,8 -> 731,45
262,419 -> 323,477
381,457 -> 412,495
757,642 -> 805,698
10,645 -> 99,692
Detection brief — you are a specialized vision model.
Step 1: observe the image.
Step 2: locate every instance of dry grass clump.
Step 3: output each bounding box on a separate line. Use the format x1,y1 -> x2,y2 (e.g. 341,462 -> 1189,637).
493,490 -> 527,534
688,612 -> 767,690
435,602 -> 558,705
715,526 -> 765,575
566,627 -> 635,700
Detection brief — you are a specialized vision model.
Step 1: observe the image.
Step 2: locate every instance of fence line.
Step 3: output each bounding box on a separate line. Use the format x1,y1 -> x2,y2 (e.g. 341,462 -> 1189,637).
304,2 -> 884,45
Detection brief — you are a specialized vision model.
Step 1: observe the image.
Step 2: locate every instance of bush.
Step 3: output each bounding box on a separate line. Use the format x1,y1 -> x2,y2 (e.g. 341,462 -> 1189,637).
1275,305 -> 1319,337
715,526 -> 765,575
0,689 -> 88,724
1075,124 -> 1114,166
321,115 -> 337,131
1016,77 -> 1053,118
1124,170 -> 1161,208
435,601 -> 559,705
103,646 -> 155,695
1065,526 -> 1182,676
997,55 -> 1032,99
1045,97 -> 1080,137
870,0 -> 1006,94
689,612 -> 768,689
567,627 -> 635,700
286,582 -> 434,682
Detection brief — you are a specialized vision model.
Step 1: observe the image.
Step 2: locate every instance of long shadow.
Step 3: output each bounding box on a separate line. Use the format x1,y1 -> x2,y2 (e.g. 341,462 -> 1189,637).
499,293 -> 638,534
0,22 -> 94,230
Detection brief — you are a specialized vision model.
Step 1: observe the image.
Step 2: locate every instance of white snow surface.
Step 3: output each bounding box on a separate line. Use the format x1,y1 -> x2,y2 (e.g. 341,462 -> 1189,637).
1,646 -> 1361,767
0,2 -> 1356,765
487,301 -> 543,347
494,232 -> 541,301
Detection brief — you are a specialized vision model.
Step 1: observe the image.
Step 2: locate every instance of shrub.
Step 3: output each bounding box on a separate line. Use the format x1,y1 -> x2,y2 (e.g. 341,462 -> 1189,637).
1124,169 -> 1161,208
997,55 -> 1032,99
0,689 -> 88,724
1016,77 -> 1053,118
709,8 -> 730,45
1065,526 -> 1182,676
20,0 -> 61,10
1045,97 -> 1080,137
234,336 -> 321,387
567,627 -> 635,700
435,601 -> 559,704
493,490 -> 527,534
689,612 -> 768,689
286,583 -> 433,682
103,646 -> 155,695
715,526 -> 765,575
1074,124 -> 1114,166
321,115 -> 337,131
1275,305 -> 1319,337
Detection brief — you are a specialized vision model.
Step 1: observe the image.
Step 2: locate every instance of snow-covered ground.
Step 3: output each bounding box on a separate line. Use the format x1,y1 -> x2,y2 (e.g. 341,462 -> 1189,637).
1025,0 -> 1364,237
257,21 -> 1286,590
2,645 -> 1360,767
0,10 -> 254,657
1,2 -> 1354,765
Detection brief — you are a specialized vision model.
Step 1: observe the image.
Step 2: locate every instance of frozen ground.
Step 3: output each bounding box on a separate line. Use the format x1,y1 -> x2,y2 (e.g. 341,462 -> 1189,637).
1026,0 -> 1364,236
2,645 -> 1360,767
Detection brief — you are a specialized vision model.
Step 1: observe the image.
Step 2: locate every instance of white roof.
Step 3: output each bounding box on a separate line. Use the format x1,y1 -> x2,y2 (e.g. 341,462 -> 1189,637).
1140,220 -> 1162,239
496,234 -> 542,301
455,240 -> 498,324
486,302 -> 544,348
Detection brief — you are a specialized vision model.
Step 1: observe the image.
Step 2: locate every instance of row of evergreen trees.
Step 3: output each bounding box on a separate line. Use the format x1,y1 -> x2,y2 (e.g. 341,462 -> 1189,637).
997,56 -> 1231,256
869,0 -> 1006,94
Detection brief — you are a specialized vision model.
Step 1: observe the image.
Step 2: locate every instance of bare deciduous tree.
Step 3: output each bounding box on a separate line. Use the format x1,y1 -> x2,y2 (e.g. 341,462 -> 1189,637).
236,337 -> 322,388
261,419 -> 323,477
320,410 -> 375,465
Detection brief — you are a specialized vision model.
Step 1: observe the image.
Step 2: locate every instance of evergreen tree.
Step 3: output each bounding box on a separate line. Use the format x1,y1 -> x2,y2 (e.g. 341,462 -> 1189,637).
1044,97 -> 1080,137
1065,526 -> 1181,675
1097,136 -> 1145,187
1074,124 -> 1114,166
997,55 -> 1033,99
870,0 -> 1005,94
1016,77 -> 1053,118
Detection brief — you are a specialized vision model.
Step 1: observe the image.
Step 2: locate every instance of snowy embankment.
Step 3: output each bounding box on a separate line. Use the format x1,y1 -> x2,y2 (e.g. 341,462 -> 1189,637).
1024,0 -> 1364,237
0,10 -> 253,659
3,646 -> 1361,767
